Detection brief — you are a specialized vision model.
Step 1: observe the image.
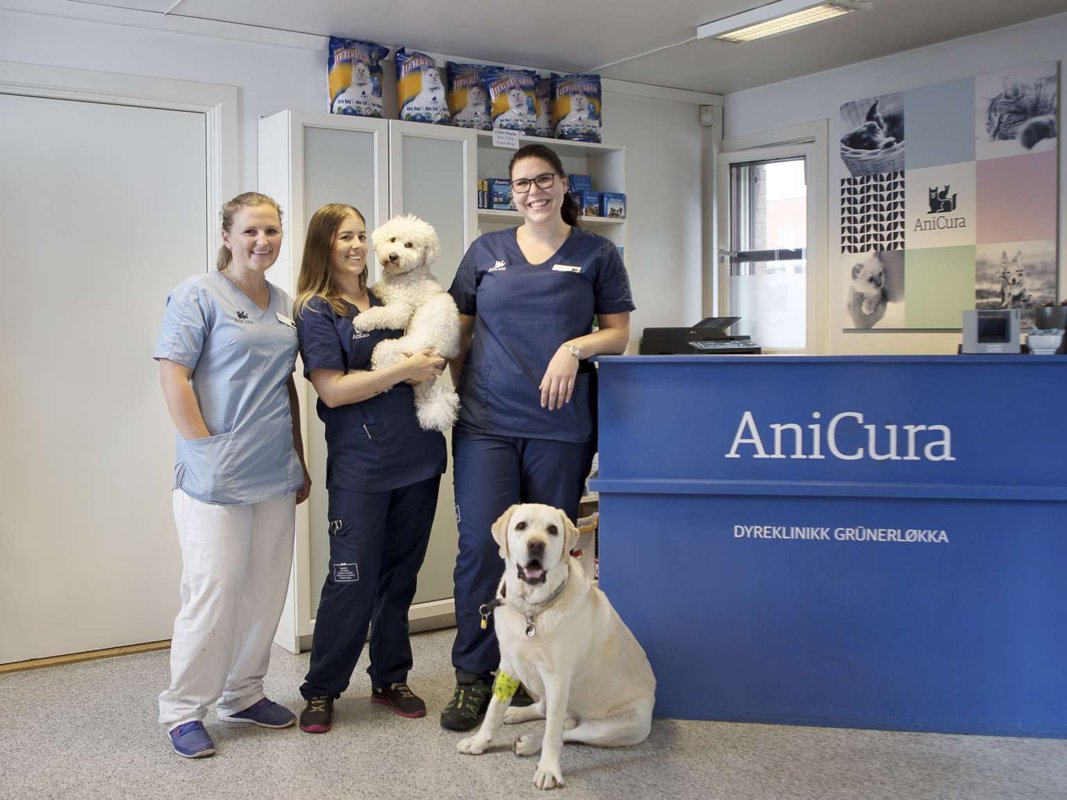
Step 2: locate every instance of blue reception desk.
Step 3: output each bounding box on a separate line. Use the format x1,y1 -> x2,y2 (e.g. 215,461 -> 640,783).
590,355 -> 1067,738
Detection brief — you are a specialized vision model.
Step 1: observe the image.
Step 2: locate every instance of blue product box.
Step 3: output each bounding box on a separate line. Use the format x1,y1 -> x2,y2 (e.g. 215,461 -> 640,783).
599,192 -> 626,219
487,178 -> 514,210
568,174 -> 593,191
575,189 -> 600,217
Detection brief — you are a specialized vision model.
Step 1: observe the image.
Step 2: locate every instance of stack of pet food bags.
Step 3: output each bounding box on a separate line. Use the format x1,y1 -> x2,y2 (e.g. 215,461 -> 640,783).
326,38 -> 604,143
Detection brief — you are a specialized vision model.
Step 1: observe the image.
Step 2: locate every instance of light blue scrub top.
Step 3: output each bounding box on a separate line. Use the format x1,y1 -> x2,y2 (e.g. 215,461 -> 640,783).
154,271 -> 303,505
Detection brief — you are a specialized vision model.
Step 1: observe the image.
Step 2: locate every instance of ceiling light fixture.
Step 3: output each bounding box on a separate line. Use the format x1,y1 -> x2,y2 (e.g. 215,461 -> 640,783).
697,0 -> 872,43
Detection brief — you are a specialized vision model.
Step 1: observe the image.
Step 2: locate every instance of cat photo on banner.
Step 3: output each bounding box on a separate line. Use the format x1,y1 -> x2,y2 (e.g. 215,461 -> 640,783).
976,64 -> 1058,160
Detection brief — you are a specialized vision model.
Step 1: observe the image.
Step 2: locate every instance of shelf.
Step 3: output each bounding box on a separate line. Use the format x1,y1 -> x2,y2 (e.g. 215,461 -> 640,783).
478,209 -> 625,227
475,131 -> 621,158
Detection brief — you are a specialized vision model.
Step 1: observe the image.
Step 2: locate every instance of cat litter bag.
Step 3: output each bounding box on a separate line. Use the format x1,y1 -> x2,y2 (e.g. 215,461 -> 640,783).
446,62 -> 493,130
486,68 -> 540,135
553,73 -> 602,143
533,78 -> 553,138
396,48 -> 450,124
328,37 -> 389,117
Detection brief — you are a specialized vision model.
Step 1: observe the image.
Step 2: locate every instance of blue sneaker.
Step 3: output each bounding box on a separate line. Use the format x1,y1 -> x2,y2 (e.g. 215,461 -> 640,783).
169,721 -> 215,758
223,697 -> 296,728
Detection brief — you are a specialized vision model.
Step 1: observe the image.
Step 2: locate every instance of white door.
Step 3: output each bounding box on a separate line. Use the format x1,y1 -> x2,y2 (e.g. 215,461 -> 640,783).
0,91 -> 209,662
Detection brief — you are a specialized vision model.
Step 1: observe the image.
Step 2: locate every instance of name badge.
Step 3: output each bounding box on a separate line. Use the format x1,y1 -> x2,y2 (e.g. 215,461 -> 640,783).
552,264 -> 581,273
276,312 -> 296,328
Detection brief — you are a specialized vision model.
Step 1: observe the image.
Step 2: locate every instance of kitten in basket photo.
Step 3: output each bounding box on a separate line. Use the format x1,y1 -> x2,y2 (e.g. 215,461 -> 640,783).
841,100 -> 897,151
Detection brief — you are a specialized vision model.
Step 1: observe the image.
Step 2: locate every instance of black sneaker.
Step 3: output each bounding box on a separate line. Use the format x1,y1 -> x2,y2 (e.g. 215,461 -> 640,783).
299,696 -> 334,733
512,683 -> 535,708
440,678 -> 491,731
372,682 -> 426,718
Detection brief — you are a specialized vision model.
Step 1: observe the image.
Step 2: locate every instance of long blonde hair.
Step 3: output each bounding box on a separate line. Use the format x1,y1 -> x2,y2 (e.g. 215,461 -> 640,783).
216,192 -> 284,270
295,203 -> 367,317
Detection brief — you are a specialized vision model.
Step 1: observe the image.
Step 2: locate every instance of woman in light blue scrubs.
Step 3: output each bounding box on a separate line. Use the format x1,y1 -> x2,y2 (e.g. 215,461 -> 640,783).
441,144 -> 635,731
293,204 -> 447,733
155,192 -> 311,758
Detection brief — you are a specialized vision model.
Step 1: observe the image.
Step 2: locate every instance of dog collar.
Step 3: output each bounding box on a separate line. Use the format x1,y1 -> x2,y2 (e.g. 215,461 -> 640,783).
479,563 -> 571,639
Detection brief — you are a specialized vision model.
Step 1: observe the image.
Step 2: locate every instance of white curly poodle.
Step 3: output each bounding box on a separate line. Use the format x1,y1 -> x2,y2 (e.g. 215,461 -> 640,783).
355,213 -> 460,432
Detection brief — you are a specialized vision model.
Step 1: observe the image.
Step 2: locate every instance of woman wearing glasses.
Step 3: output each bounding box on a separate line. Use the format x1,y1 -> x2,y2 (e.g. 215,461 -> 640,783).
440,143 -> 634,731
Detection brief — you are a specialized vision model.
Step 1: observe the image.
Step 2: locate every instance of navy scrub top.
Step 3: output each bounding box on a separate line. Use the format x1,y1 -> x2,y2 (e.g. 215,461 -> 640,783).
448,227 -> 635,443
296,295 -> 446,493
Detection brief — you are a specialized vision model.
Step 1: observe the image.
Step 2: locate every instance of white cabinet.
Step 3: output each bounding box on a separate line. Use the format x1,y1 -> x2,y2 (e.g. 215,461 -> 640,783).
258,110 -> 624,653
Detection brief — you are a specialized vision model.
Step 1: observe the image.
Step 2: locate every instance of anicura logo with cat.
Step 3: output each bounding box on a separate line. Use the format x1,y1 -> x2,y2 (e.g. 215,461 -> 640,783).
915,183 -> 967,232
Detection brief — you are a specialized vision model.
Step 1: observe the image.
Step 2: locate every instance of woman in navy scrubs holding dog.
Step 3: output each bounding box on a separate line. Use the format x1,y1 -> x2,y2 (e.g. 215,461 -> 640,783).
293,203 -> 446,732
441,143 -> 634,731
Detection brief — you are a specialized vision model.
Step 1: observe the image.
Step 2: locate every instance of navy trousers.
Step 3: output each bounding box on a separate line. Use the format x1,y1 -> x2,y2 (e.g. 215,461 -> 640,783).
300,475 -> 440,699
450,428 -> 595,680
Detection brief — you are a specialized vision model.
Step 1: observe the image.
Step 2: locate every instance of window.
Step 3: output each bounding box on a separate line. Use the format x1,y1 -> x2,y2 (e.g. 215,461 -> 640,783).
726,157 -> 807,349
717,124 -> 828,354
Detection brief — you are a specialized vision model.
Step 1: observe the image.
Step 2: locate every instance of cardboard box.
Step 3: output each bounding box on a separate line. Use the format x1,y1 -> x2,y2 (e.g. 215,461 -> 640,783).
599,191 -> 626,219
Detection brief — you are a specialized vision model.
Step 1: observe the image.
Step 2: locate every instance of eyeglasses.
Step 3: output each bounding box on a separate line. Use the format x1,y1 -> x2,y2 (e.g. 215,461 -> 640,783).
510,173 -> 557,193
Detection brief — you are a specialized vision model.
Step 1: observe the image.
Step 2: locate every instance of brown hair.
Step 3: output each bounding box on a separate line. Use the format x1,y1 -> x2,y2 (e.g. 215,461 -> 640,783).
215,192 -> 283,270
295,203 -> 367,317
509,143 -> 581,228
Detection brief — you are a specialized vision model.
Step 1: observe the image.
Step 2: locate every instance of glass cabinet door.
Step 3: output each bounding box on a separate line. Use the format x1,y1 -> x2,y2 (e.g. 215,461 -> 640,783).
388,121 -> 478,606
300,118 -> 389,624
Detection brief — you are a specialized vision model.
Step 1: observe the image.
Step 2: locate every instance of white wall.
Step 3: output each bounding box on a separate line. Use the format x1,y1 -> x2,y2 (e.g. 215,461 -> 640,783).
724,12 -> 1067,355
0,1 -> 709,338
603,93 -> 706,333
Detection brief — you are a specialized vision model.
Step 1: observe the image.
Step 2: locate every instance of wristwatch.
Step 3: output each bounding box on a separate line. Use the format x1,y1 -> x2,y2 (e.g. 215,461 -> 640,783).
564,343 -> 582,359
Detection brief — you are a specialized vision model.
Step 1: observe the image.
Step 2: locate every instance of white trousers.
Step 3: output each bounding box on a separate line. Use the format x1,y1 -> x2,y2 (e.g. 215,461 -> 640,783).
158,490 -> 296,729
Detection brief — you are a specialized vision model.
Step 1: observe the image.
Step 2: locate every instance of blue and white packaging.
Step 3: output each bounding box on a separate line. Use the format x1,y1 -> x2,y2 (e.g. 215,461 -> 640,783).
487,68 -> 539,135
575,190 -> 601,217
487,178 -> 514,210
328,37 -> 389,117
447,62 -> 493,130
552,73 -> 602,143
534,78 -> 553,138
568,174 -> 593,192
599,192 -> 626,219
396,48 -> 449,124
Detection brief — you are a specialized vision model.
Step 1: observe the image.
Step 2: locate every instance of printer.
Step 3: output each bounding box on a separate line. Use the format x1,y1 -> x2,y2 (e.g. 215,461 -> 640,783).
639,317 -> 761,355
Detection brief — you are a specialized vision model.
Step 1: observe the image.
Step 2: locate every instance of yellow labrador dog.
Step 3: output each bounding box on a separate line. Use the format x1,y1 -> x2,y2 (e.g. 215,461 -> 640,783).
457,504 -> 656,790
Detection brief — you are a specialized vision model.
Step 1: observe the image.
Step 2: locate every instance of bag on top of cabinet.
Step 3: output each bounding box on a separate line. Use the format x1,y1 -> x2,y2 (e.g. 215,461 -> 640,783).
447,62 -> 493,130
553,73 -> 602,143
396,48 -> 450,124
486,68 -> 540,135
534,78 -> 553,138
328,37 -> 389,118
